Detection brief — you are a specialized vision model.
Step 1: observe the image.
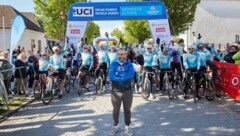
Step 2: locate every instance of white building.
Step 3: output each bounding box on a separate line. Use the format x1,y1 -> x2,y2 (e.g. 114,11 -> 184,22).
188,0 -> 240,49
0,5 -> 47,54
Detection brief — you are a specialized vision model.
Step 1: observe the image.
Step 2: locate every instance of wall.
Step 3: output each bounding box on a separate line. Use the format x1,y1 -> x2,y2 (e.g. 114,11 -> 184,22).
0,29 -> 46,54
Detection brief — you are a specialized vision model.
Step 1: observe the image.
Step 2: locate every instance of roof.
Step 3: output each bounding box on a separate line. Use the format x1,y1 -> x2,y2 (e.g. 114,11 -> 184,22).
0,5 -> 43,32
199,0 -> 240,19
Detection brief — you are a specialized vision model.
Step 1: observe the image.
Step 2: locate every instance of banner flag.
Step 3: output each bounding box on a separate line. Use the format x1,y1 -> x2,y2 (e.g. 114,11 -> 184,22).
148,19 -> 171,45
214,61 -> 240,101
9,15 -> 26,64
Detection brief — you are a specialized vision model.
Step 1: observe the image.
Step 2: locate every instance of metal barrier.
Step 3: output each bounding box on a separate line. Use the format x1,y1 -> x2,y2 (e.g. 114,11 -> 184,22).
0,66 -> 28,110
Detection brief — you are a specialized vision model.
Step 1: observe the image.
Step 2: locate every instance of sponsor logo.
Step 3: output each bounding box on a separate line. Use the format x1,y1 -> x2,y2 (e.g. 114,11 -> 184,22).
156,28 -> 165,32
68,24 -> 86,28
73,7 -> 94,17
230,75 -> 240,88
150,6 -> 156,11
70,29 -> 80,34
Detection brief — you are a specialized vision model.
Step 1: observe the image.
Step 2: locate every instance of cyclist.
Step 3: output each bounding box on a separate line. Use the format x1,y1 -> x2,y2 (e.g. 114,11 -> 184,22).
139,44 -> 158,99
49,46 -> 66,98
77,44 -> 93,91
196,42 -> 210,94
202,41 -> 223,79
183,44 -> 201,99
93,40 -> 110,92
171,43 -> 183,81
158,47 -> 174,94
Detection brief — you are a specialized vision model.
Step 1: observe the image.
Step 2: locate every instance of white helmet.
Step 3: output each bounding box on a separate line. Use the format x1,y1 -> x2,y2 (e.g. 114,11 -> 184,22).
52,46 -> 60,51
188,44 -> 196,49
172,43 -> 180,51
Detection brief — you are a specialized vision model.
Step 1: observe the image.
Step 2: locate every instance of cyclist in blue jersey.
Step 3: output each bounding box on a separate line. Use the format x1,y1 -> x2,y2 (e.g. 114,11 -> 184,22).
93,40 -> 110,91
77,45 -> 93,90
183,44 -> 201,99
108,45 -> 118,65
139,44 -> 158,99
197,42 -> 210,93
158,47 -> 174,94
33,52 -> 49,90
49,46 -> 66,98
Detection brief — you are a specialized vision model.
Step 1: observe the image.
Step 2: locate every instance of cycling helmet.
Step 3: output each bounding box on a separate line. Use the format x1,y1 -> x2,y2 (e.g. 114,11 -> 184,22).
203,41 -> 209,46
188,44 -> 196,49
52,46 -> 60,51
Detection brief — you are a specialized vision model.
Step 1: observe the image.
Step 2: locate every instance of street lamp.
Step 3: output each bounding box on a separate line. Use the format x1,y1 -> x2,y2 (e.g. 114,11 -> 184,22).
60,11 -> 66,48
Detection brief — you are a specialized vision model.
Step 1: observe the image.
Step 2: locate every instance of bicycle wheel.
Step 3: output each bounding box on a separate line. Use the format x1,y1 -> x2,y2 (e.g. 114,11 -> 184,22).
213,77 -> 223,98
205,81 -> 215,101
167,77 -> 174,100
96,77 -> 103,95
142,79 -> 151,99
64,76 -> 71,93
191,78 -> 197,103
33,81 -> 41,100
41,83 -> 54,105
78,79 -> 83,96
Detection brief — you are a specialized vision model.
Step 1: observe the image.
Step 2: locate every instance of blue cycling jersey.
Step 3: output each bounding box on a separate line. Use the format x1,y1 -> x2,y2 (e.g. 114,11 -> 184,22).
77,44 -> 93,69
183,51 -> 201,70
49,51 -> 65,69
140,49 -> 158,67
198,51 -> 209,67
158,51 -> 172,69
93,42 -> 109,64
152,54 -> 159,66
39,59 -> 50,72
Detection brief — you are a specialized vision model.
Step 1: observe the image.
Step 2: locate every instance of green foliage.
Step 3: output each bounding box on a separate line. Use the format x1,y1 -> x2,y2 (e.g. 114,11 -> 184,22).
84,21 -> 100,44
111,28 -> 125,44
163,0 -> 200,35
124,20 -> 151,44
34,0 -> 86,40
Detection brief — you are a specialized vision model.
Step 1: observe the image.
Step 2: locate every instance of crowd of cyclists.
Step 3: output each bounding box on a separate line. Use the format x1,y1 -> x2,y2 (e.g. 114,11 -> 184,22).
1,32 -> 240,106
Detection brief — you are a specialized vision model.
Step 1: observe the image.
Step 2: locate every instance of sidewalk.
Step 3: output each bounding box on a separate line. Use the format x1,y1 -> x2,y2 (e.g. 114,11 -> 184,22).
0,84 -> 239,136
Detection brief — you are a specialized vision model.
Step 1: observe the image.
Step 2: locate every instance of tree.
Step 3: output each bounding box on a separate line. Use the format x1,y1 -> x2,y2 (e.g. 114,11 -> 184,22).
125,0 -> 200,35
84,21 -> 100,44
164,0 -> 200,35
34,0 -> 87,40
111,28 -> 125,44
124,20 -> 151,44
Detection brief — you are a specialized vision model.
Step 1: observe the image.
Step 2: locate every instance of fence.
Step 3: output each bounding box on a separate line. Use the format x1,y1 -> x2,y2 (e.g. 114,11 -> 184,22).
0,66 -> 28,110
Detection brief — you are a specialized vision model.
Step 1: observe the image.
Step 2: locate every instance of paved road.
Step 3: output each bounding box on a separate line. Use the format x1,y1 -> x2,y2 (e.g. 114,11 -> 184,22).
0,83 -> 240,136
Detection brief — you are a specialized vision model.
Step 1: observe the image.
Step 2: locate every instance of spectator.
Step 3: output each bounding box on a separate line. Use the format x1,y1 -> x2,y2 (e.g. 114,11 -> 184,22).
27,50 -> 39,88
233,44 -> 240,65
109,49 -> 134,136
15,53 -> 29,96
224,44 -> 239,63
36,50 -> 41,60
0,51 -> 13,95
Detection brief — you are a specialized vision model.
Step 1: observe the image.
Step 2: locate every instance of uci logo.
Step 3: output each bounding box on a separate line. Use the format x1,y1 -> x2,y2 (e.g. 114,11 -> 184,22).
73,7 -> 94,17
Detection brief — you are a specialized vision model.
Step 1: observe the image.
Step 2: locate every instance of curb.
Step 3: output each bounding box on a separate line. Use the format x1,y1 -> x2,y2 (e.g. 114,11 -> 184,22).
0,98 -> 35,122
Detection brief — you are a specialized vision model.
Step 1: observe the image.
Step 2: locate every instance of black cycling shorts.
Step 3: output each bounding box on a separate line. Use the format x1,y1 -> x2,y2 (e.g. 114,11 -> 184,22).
51,69 -> 66,80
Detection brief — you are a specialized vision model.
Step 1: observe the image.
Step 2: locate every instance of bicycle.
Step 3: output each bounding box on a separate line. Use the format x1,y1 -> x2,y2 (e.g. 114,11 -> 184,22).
32,73 -> 47,101
96,69 -> 105,95
212,68 -> 225,98
183,71 -> 198,103
141,71 -> 155,99
64,68 -> 71,93
202,70 -> 216,101
160,71 -> 176,100
78,69 -> 89,96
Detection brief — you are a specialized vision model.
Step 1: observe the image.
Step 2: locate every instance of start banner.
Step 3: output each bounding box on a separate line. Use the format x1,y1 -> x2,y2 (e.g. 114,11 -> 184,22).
213,61 -> 240,101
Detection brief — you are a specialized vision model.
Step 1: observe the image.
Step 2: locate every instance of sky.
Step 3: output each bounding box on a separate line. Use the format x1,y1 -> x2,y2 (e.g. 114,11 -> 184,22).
0,0 -> 124,36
